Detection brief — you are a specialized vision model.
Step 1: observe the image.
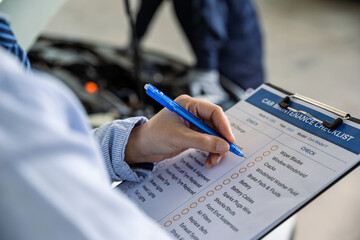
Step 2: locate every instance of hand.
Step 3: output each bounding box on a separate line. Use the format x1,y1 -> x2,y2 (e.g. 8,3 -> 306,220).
125,95 -> 236,168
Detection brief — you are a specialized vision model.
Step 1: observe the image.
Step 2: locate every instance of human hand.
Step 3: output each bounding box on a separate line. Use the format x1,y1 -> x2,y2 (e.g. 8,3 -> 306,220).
125,95 -> 236,168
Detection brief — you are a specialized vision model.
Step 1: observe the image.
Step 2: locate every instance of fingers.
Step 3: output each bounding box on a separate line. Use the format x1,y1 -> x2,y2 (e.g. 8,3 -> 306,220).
205,153 -> 225,168
173,129 -> 228,168
172,127 -> 230,155
208,106 -> 235,143
175,95 -> 236,143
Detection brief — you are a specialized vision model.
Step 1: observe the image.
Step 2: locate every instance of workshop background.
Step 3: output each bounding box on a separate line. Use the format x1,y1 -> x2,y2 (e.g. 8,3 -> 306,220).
3,0 -> 359,239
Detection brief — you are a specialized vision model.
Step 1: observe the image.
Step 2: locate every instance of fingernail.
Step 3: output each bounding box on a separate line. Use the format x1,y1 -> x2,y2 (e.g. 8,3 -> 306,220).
216,141 -> 229,152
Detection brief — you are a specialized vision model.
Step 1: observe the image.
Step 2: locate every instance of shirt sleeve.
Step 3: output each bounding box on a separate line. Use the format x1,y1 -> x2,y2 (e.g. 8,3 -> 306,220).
92,117 -> 155,183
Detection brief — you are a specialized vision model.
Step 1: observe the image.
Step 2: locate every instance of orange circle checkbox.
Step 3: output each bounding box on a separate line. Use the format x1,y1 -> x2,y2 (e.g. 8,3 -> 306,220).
239,167 -> 247,173
173,214 -> 181,221
164,221 -> 172,227
182,208 -> 189,215
206,190 -> 215,196
190,202 -> 198,208
198,196 -> 206,202
231,173 -> 239,179
223,179 -> 231,185
247,162 -> 255,168
271,145 -> 279,151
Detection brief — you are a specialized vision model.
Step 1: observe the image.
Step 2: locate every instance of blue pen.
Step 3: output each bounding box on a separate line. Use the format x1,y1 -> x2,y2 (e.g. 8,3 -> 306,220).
144,83 -> 244,157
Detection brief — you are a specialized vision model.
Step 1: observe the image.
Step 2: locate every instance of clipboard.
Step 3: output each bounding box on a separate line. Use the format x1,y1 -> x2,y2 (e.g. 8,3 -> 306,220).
118,83 -> 360,240
256,83 -> 360,239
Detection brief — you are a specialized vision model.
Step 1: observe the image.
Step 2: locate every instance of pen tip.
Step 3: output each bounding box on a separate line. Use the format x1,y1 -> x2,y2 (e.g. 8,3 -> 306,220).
144,84 -> 149,90
230,145 -> 245,158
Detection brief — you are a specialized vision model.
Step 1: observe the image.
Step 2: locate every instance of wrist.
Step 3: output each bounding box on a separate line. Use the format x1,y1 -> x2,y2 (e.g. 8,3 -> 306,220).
124,123 -> 148,165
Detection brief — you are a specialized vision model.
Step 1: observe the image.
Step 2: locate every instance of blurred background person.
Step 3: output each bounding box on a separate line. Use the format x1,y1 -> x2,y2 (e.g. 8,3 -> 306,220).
135,0 -> 264,104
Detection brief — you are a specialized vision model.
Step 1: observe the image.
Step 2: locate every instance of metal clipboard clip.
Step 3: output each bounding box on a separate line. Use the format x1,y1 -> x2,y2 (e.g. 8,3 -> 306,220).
279,94 -> 351,130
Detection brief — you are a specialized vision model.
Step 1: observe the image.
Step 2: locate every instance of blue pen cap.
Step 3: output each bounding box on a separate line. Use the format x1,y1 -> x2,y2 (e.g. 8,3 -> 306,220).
144,84 -> 176,111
